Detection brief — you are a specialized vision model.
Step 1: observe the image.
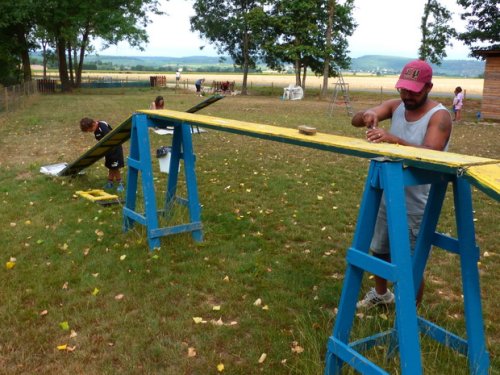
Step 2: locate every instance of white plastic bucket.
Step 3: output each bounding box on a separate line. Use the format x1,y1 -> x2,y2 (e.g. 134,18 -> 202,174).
157,147 -> 180,174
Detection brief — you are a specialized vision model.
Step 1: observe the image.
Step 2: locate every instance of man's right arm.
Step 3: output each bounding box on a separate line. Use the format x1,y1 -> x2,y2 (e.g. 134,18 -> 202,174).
351,99 -> 399,128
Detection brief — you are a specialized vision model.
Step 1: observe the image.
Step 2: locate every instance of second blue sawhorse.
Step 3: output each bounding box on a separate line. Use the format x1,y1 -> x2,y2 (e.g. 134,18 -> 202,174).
123,113 -> 203,250
324,158 -> 490,374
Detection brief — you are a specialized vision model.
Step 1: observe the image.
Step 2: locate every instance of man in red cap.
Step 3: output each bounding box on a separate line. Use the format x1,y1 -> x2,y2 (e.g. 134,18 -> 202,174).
351,59 -> 452,309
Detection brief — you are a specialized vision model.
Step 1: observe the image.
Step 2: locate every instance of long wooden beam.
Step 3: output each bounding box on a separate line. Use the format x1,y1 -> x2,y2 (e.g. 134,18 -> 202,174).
138,109 -> 500,201
58,95 -> 224,177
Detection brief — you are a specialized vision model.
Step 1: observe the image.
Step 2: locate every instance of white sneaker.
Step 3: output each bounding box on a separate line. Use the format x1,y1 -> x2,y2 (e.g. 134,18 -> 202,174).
357,288 -> 395,309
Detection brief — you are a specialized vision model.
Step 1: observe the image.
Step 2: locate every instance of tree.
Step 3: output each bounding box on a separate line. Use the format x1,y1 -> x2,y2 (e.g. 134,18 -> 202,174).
33,26 -> 55,79
190,0 -> 265,95
262,0 -> 354,93
0,0 -> 38,84
418,0 -> 456,65
37,0 -> 162,91
456,0 -> 500,58
0,0 -> 162,89
261,0 -> 321,88
319,0 -> 356,97
0,36 -> 21,85
321,0 -> 336,98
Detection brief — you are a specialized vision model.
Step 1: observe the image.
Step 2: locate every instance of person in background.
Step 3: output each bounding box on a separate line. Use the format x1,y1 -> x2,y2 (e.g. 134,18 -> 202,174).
452,86 -> 464,122
195,78 -> 205,96
351,59 -> 452,309
80,117 -> 125,192
221,80 -> 230,93
150,95 -> 164,110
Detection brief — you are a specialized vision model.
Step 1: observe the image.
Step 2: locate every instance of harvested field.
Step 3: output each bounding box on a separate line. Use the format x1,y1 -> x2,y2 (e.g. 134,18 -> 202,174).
37,71 -> 484,95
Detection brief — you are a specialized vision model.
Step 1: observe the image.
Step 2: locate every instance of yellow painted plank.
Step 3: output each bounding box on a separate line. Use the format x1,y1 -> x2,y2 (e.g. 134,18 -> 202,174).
464,163 -> 500,201
59,117 -> 133,176
59,96 -> 224,177
139,109 -> 500,201
139,110 -> 496,167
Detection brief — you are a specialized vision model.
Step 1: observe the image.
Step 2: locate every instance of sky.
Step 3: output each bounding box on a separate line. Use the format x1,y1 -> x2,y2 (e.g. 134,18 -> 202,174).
98,0 -> 475,60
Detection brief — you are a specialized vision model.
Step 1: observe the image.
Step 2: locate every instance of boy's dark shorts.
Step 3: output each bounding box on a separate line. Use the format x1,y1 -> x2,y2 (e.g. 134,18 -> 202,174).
105,146 -> 124,169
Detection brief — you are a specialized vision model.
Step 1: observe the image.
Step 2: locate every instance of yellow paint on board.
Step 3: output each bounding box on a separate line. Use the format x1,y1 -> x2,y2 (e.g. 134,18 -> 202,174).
139,109 -> 500,200
464,163 -> 500,200
139,109 -> 491,165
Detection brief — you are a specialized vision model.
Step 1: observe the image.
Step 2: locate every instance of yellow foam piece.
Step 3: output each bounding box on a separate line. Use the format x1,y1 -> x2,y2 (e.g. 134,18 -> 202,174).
76,189 -> 119,202
139,109 -> 499,201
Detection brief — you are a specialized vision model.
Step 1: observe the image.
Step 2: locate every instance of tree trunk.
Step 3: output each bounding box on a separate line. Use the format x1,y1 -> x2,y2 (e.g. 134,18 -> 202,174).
295,60 -> 301,87
20,47 -> 32,82
242,60 -> 249,95
42,39 -> 48,79
241,30 -> 249,95
73,47 -> 77,81
15,26 -> 32,82
57,38 -> 71,92
67,42 -> 74,87
301,64 -> 307,93
321,0 -> 335,98
76,26 -> 90,87
419,0 -> 432,60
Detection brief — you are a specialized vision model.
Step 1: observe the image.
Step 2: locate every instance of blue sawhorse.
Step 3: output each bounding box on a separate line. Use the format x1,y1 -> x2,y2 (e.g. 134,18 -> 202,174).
325,158 -> 490,374
123,114 -> 203,250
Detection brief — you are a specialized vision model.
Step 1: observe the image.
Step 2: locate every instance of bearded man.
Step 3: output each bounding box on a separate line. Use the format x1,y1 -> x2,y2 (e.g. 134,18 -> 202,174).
351,59 -> 452,309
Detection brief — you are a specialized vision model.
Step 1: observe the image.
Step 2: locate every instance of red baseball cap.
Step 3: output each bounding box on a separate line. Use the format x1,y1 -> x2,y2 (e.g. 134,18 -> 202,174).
395,60 -> 433,92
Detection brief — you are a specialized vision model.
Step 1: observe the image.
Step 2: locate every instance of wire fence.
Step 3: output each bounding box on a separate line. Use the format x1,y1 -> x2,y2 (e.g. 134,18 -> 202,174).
0,81 -> 39,113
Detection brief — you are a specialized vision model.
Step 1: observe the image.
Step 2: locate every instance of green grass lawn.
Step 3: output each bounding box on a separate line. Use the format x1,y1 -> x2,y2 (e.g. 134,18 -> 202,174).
0,87 -> 498,374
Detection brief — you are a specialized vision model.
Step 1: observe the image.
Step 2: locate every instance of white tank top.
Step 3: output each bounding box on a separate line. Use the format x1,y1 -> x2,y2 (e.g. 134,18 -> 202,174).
385,102 -> 450,215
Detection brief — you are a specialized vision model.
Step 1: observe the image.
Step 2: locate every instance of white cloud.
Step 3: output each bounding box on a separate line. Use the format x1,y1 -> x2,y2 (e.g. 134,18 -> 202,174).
348,0 -> 473,59
97,0 -> 475,60
96,0 -> 218,57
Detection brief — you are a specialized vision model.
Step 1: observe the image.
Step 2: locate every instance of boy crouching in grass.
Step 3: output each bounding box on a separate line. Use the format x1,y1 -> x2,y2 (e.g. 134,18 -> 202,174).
80,117 -> 125,192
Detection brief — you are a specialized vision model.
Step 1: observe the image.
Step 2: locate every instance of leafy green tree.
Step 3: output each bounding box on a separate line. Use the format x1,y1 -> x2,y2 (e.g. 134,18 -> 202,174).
456,0 -> 500,57
190,0 -> 265,95
319,0 -> 356,97
0,0 -> 162,89
33,26 -> 55,79
262,0 -> 354,93
37,0 -> 162,91
0,38 -> 21,85
418,0 -> 456,65
0,0 -> 38,84
261,0 -> 320,88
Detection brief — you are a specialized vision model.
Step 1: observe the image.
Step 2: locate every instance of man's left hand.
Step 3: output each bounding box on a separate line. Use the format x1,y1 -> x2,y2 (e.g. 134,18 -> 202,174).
366,128 -> 389,143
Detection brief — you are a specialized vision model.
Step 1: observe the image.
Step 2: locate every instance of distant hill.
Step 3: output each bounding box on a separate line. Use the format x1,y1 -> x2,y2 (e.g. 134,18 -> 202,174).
349,55 -> 484,78
30,52 -> 485,78
83,54 -> 225,66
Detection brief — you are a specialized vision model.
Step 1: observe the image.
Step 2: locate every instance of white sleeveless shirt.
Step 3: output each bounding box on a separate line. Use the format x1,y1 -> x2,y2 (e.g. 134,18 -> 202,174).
386,102 -> 450,215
